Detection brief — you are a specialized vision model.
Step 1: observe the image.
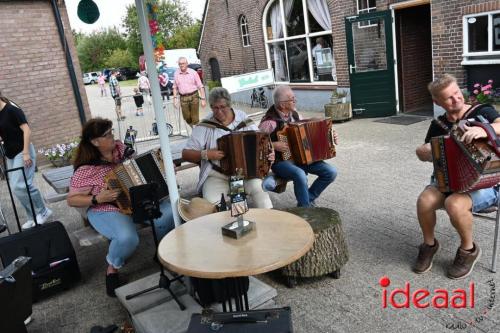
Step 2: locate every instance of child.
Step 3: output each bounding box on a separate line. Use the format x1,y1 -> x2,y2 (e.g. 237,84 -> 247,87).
133,88 -> 144,116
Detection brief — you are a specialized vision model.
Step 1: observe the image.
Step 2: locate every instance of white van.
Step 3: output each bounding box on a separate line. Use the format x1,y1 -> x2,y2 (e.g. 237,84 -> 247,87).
162,48 -> 200,68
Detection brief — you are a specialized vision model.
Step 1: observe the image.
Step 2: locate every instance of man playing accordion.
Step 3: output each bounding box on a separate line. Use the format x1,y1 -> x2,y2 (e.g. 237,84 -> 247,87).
414,74 -> 500,279
182,87 -> 274,208
259,85 -> 338,207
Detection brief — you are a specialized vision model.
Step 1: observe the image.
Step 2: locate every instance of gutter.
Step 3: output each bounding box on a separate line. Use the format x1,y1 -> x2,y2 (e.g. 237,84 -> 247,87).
50,0 -> 86,125
197,0 -> 210,54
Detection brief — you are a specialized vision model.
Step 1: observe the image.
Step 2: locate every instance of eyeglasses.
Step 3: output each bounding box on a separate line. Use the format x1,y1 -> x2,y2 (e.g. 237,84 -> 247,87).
100,128 -> 114,138
211,104 -> 229,112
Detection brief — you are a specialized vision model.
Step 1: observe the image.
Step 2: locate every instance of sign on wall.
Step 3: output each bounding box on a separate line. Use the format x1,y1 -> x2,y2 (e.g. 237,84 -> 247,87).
221,69 -> 275,94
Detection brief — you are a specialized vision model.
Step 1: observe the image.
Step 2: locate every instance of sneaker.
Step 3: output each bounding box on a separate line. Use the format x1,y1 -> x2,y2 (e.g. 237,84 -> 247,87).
37,208 -> 53,224
24,316 -> 32,325
413,239 -> 440,274
447,243 -> 482,280
21,220 -> 36,230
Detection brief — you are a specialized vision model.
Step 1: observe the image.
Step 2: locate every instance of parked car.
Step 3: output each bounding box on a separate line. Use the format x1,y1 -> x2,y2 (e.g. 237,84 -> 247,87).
82,72 -> 99,85
116,67 -> 139,81
188,63 -> 203,82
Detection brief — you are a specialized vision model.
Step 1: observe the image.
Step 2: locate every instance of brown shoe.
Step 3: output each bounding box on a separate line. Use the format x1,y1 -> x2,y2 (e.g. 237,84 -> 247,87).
413,239 -> 439,274
447,243 -> 481,280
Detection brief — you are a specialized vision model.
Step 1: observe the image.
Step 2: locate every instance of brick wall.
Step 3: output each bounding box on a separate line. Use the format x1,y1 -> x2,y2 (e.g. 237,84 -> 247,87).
0,0 -> 90,161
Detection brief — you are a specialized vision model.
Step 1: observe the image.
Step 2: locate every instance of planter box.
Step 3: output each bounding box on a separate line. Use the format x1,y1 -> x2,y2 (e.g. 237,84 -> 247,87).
325,103 -> 352,122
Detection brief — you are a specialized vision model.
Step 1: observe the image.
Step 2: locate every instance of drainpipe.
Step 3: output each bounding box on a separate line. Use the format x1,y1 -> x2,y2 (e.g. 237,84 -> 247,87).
50,0 -> 86,125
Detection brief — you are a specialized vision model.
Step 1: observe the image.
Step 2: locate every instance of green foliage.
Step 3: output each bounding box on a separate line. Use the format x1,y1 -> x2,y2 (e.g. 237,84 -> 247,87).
77,28 -> 127,72
166,20 -> 201,49
105,49 -> 135,69
207,80 -> 222,91
123,0 -> 195,61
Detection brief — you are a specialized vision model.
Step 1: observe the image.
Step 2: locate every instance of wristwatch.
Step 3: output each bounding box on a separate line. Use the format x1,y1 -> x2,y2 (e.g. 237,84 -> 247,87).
91,195 -> 98,205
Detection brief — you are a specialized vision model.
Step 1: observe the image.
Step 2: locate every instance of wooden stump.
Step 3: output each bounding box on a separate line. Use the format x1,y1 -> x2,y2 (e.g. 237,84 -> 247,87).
280,207 -> 349,284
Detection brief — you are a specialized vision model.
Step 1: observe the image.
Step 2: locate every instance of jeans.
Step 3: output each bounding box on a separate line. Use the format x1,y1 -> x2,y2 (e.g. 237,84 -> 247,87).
87,200 -> 175,269
5,144 -> 47,219
272,160 -> 337,207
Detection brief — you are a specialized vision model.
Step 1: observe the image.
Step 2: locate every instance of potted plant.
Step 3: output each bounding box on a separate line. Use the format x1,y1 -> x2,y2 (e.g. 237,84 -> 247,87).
324,89 -> 352,122
467,79 -> 500,111
38,140 -> 79,167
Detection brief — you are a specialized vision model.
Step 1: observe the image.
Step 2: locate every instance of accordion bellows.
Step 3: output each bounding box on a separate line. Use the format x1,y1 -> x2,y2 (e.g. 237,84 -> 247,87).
104,149 -> 169,215
277,118 -> 336,164
431,121 -> 500,193
217,131 -> 273,179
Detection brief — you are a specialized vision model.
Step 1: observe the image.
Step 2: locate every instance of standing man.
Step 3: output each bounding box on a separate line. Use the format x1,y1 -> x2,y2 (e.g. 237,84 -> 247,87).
173,57 -> 206,126
259,85 -> 338,207
109,70 -> 124,120
414,74 -> 500,279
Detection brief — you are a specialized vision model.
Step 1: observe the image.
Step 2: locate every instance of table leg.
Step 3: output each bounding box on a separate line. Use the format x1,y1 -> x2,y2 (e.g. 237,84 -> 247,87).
221,277 -> 249,312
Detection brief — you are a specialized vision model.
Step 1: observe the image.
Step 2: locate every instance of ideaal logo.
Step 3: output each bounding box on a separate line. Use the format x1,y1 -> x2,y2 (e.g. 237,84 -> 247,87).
379,276 -> 496,330
379,276 -> 474,309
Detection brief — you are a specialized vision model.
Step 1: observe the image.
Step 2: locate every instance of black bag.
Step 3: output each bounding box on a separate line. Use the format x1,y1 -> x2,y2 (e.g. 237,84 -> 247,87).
0,166 -> 81,301
190,277 -> 250,307
186,307 -> 293,333
0,256 -> 32,333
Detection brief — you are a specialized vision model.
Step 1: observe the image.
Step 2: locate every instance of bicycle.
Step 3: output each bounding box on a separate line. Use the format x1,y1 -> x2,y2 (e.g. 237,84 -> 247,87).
251,87 -> 268,109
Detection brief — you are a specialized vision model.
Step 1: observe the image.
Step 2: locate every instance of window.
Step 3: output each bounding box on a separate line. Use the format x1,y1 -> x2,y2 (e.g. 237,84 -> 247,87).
239,15 -> 251,47
463,10 -> 500,64
357,0 -> 376,28
264,0 -> 335,84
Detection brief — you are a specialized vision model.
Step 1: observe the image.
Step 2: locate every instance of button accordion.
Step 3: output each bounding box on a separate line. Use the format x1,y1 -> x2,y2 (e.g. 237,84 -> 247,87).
431,120 -> 500,193
104,149 -> 169,215
277,118 -> 336,164
216,131 -> 273,179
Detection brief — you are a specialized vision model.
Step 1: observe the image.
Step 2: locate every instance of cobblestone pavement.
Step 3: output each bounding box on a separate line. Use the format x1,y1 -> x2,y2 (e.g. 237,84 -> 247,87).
2,85 -> 500,332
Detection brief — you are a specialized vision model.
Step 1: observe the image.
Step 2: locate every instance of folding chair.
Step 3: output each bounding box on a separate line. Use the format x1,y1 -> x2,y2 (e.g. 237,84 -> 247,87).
473,196 -> 500,272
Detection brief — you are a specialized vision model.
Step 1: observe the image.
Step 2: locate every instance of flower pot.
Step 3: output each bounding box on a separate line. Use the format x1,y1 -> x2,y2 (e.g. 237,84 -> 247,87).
50,158 -> 71,168
325,102 -> 352,122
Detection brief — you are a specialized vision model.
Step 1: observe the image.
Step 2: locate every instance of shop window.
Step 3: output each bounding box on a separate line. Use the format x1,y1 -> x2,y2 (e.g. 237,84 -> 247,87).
463,11 -> 500,64
357,0 -> 376,28
264,0 -> 336,83
239,15 -> 251,47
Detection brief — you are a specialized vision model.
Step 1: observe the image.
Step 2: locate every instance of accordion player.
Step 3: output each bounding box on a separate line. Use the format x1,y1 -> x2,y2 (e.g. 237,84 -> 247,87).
276,118 -> 336,165
104,149 -> 169,215
431,119 -> 500,193
215,130 -> 273,179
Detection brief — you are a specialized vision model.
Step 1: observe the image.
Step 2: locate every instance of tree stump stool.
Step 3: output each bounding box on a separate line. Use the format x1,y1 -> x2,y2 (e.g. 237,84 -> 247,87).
280,207 -> 349,288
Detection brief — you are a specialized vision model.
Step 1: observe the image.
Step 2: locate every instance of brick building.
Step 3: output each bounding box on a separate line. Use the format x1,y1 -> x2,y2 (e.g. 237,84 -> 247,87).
198,0 -> 500,116
0,0 -> 90,161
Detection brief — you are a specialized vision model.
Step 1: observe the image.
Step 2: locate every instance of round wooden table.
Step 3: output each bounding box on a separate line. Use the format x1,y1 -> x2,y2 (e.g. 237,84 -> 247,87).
158,208 -> 314,278
158,208 -> 314,311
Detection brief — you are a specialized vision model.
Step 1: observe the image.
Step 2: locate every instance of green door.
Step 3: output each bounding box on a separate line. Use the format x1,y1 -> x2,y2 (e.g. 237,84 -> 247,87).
345,10 -> 396,118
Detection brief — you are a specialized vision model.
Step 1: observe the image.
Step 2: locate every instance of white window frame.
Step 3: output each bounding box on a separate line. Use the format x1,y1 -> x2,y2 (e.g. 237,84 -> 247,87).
357,0 -> 377,28
462,10 -> 500,64
262,0 -> 335,85
239,15 -> 251,47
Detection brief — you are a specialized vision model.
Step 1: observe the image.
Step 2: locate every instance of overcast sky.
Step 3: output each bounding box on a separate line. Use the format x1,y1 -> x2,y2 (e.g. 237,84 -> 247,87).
65,0 -> 205,33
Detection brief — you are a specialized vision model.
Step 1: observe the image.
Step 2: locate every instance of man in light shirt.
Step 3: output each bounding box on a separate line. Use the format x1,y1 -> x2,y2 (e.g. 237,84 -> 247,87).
173,57 -> 206,126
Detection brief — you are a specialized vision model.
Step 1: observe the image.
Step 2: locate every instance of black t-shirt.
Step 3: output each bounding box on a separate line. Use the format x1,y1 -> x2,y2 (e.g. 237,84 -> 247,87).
424,104 -> 499,143
0,103 -> 28,158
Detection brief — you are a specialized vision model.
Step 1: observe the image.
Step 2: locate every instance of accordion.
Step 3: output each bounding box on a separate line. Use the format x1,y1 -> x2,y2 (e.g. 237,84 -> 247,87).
104,149 -> 169,215
431,120 -> 500,193
277,118 -> 336,164
216,131 -> 272,179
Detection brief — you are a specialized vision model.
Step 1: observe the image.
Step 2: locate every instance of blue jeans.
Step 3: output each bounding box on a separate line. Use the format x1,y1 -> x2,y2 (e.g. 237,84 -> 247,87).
6,144 -> 47,219
272,160 -> 337,207
87,200 -> 175,269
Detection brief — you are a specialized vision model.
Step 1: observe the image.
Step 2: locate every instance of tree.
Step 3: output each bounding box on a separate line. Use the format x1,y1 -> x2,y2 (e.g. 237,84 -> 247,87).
76,28 -> 128,72
166,20 -> 201,49
122,0 -> 194,62
105,49 -> 135,69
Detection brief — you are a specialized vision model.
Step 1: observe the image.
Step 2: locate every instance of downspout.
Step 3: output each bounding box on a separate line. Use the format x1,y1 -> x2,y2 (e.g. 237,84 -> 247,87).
50,0 -> 86,125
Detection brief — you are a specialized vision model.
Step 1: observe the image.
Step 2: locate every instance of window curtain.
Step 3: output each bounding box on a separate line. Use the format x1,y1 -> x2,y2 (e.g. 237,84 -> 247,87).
268,0 -> 295,82
307,0 -> 331,31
